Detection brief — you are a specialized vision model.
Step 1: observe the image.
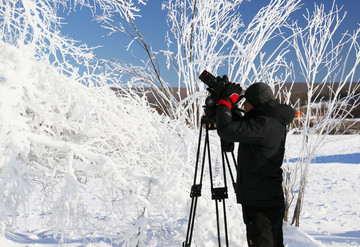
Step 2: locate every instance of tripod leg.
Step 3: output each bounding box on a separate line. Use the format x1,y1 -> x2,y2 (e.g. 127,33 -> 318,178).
184,196 -> 199,247
214,200 -> 222,247
213,198 -> 230,247
224,151 -> 237,193
222,199 -> 229,247
183,117 -> 209,246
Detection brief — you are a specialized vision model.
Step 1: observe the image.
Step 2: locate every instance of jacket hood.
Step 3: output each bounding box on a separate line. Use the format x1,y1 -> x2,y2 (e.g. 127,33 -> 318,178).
251,99 -> 295,125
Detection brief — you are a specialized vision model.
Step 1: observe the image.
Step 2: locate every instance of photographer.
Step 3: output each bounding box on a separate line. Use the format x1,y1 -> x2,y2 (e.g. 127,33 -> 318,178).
216,82 -> 295,247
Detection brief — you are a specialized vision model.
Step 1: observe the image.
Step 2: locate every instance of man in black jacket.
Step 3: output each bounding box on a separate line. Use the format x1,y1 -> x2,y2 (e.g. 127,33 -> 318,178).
215,82 -> 295,247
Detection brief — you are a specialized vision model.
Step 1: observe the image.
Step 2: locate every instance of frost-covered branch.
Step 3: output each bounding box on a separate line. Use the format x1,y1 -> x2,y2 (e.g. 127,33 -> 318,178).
0,0 -> 97,83
227,0 -> 301,87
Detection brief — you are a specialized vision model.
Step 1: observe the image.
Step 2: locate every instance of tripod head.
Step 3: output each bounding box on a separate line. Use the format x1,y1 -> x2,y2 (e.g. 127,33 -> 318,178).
203,93 -> 218,130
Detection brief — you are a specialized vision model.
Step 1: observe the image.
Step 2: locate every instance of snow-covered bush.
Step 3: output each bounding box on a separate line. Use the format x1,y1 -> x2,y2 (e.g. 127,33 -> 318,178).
0,39 -> 207,245
0,0 -> 202,245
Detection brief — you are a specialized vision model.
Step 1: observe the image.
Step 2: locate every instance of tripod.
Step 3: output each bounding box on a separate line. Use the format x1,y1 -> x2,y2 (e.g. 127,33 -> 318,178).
183,115 -> 238,247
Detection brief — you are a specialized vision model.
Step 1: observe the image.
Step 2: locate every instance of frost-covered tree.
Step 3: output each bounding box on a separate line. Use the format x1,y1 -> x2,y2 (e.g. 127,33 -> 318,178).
282,2 -> 360,226
162,0 -> 246,126
162,0 -> 300,127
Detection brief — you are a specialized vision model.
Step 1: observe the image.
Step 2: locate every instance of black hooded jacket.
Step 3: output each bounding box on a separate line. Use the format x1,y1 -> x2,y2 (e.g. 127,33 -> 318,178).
216,99 -> 295,207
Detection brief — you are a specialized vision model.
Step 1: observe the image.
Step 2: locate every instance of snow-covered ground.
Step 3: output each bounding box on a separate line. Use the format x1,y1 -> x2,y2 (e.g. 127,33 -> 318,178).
286,134 -> 360,247
0,134 -> 359,247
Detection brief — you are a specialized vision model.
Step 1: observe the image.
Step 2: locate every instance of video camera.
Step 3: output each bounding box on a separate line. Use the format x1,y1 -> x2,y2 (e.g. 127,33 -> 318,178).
199,70 -> 243,125
199,70 -> 230,125
199,70 -> 230,97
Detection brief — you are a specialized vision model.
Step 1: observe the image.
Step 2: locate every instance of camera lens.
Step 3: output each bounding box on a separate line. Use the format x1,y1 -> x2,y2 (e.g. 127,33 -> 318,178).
199,70 -> 217,89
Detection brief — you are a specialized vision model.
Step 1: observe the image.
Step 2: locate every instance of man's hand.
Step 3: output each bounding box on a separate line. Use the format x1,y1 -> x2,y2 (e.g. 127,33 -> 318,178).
218,83 -> 242,109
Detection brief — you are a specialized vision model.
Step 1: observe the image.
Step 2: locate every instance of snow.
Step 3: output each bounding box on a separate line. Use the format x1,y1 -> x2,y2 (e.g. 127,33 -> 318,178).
0,41 -> 359,247
287,135 -> 360,247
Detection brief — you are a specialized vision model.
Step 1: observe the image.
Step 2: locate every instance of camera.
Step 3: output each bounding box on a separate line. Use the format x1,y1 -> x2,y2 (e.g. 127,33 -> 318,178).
199,70 -> 244,126
199,70 -> 229,97
199,70 -> 239,152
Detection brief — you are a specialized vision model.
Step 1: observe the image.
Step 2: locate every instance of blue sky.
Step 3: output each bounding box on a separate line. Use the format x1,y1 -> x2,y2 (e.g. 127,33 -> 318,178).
58,0 -> 360,84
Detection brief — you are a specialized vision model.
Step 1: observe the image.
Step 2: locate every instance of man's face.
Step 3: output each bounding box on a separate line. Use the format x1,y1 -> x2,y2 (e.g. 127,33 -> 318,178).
243,100 -> 254,113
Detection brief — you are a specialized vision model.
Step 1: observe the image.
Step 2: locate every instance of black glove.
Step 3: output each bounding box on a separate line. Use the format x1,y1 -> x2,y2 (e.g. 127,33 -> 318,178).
211,75 -> 230,96
218,83 -> 242,109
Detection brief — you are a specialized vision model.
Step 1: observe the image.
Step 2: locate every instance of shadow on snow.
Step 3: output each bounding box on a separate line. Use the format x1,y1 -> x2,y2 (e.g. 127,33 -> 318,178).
288,153 -> 360,164
5,231 -> 119,246
311,230 -> 360,245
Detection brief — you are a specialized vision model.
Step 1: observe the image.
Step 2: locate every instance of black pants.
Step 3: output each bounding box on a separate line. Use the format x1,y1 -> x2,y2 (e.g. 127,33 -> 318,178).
242,204 -> 285,247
